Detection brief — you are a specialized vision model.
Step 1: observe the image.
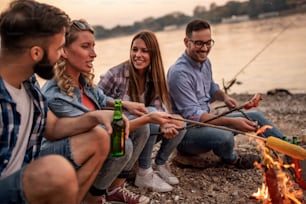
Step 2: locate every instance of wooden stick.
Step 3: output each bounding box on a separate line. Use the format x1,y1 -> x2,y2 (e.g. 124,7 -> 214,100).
179,93 -> 262,130
170,116 -> 306,160
169,116 -> 266,141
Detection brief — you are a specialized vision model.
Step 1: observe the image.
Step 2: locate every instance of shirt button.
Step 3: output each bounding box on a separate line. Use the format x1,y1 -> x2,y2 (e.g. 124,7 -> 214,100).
3,160 -> 8,164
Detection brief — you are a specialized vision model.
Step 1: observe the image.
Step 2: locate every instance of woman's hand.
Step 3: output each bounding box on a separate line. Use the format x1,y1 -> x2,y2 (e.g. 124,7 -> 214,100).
169,114 -> 186,128
159,114 -> 186,139
160,123 -> 180,139
146,112 -> 173,125
122,101 -> 148,116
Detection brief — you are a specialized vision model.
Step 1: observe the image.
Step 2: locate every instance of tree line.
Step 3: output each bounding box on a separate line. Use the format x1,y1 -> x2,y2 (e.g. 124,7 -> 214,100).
93,0 -> 306,39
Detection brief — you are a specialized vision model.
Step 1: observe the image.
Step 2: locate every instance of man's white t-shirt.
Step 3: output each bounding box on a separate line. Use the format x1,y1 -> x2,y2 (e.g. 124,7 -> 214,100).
1,81 -> 34,178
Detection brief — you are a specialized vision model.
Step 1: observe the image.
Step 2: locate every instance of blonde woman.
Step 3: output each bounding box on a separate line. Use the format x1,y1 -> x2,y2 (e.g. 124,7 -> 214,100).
42,20 -> 177,204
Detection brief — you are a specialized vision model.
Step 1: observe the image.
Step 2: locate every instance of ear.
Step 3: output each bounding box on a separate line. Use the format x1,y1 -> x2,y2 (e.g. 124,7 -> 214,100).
30,46 -> 44,62
184,37 -> 189,47
61,47 -> 68,59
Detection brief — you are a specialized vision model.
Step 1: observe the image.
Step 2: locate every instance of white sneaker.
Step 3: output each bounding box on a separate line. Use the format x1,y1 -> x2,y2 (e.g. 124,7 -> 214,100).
156,164 -> 179,185
135,168 -> 173,192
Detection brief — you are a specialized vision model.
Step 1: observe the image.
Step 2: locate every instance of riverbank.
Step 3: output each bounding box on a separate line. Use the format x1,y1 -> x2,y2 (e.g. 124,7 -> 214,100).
126,92 -> 306,203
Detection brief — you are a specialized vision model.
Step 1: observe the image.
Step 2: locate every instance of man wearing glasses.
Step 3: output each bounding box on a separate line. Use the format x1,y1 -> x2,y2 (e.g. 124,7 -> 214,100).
167,19 -> 285,169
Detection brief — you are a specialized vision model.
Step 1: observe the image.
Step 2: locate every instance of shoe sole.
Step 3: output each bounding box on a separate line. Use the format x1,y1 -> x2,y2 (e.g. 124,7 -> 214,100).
134,183 -> 173,193
109,198 -> 150,204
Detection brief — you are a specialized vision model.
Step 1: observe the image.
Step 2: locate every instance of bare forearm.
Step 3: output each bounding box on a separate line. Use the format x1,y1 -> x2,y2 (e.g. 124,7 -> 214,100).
129,115 -> 150,132
213,89 -> 226,101
45,111 -> 100,140
200,112 -> 233,126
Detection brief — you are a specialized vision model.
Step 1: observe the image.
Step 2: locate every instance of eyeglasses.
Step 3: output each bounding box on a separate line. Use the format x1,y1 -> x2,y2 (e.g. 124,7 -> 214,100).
72,20 -> 94,33
188,39 -> 215,48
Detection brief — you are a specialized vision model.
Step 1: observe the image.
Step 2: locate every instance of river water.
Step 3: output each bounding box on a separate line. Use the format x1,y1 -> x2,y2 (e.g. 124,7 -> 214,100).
93,13 -> 306,94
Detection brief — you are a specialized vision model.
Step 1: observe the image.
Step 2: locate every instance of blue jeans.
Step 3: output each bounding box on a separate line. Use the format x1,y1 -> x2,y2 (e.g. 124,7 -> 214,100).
0,167 -> 27,204
92,138 -> 133,189
228,110 -> 284,138
93,115 -> 150,189
177,110 -> 284,163
138,107 -> 186,168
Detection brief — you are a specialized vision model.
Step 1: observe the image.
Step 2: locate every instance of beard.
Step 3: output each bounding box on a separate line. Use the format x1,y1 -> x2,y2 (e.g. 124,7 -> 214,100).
33,50 -> 55,80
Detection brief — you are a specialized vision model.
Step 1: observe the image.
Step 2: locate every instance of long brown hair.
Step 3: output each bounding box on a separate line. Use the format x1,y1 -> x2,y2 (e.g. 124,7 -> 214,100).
128,30 -> 172,111
54,19 -> 95,97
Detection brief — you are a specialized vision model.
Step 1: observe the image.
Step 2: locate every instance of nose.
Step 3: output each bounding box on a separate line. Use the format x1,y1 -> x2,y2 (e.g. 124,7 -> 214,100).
199,44 -> 209,52
135,50 -> 142,57
201,43 -> 209,49
90,48 -> 97,58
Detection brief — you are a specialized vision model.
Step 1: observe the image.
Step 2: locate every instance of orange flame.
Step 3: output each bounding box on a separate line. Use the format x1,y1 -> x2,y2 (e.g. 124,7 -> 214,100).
255,125 -> 273,136
251,138 -> 304,203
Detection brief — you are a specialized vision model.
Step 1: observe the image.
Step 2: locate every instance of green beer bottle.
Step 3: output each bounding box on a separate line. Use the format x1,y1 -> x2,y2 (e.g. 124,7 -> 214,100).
111,99 -> 125,157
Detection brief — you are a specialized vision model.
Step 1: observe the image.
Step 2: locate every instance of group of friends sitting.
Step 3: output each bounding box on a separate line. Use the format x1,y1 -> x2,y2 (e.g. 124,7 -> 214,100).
0,1 -> 286,203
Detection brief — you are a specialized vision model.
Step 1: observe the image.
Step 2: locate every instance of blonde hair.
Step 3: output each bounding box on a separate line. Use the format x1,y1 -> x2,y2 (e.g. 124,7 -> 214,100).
54,19 -> 95,97
128,30 -> 172,111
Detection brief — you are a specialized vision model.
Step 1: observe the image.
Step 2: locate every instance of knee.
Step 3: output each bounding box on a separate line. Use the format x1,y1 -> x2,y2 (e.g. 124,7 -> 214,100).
247,110 -> 265,121
138,124 -> 150,139
132,124 -> 150,142
26,155 -> 78,196
91,126 -> 110,155
219,132 -> 235,148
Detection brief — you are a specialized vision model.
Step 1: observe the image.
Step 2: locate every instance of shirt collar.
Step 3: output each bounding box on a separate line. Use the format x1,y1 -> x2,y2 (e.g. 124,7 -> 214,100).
183,51 -> 205,70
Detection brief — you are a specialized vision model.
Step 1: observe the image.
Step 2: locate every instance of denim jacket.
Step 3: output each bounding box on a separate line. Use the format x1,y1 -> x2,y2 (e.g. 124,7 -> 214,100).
42,77 -> 112,118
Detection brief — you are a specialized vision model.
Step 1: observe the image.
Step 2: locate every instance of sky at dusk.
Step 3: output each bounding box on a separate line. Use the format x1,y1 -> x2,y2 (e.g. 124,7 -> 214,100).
0,0 -> 247,28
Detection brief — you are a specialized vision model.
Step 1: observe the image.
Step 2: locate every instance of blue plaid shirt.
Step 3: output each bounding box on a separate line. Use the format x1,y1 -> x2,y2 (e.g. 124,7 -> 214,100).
0,75 -> 48,176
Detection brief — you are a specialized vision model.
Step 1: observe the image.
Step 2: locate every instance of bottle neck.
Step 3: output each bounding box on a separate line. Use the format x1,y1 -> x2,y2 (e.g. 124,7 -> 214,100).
113,99 -> 122,120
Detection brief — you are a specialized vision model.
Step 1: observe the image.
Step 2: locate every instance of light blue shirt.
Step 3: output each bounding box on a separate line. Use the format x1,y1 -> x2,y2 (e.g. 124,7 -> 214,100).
167,51 -> 219,121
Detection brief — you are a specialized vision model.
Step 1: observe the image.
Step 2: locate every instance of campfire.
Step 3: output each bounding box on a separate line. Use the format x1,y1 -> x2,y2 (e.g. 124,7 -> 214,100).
170,93 -> 306,203
250,127 -> 305,204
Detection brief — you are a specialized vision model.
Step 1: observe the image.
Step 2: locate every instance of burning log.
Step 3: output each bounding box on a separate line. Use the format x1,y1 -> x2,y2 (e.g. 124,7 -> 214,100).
265,167 -> 283,204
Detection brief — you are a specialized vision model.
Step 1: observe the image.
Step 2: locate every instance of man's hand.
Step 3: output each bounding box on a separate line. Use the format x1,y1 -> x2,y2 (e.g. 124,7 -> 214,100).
224,95 -> 238,109
231,117 -> 258,132
94,110 -> 130,139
